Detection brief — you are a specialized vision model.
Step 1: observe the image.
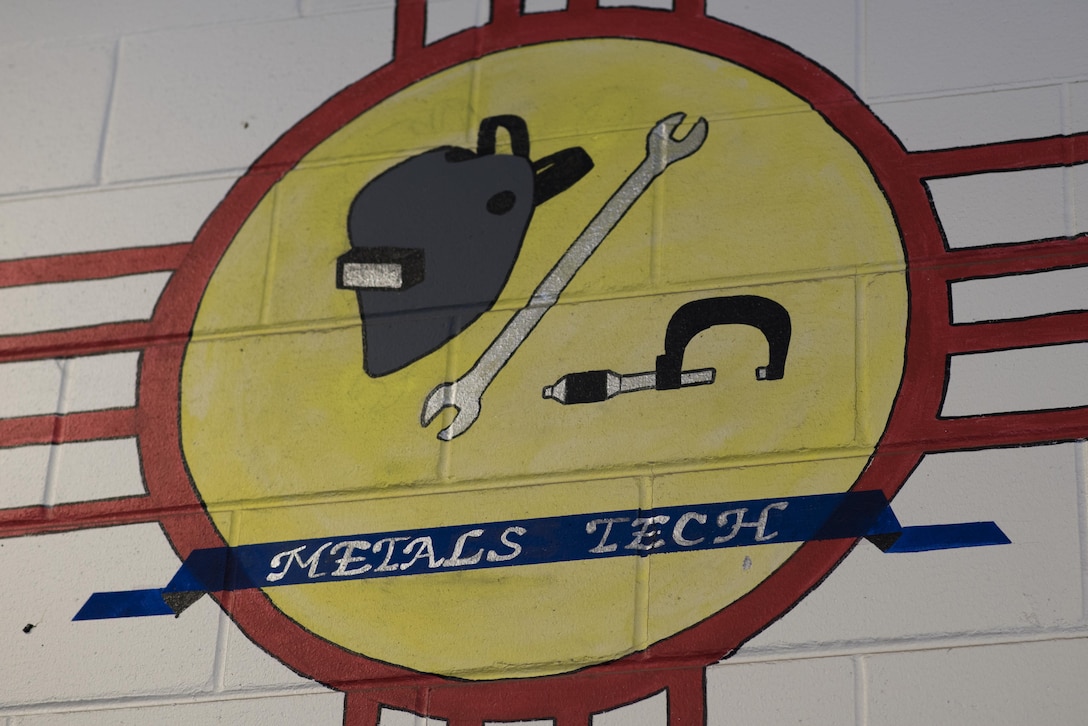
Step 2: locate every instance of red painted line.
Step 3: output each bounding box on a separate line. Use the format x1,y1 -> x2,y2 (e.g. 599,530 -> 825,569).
491,0 -> 520,27
0,408 -> 137,449
394,0 -> 426,58
907,132 -> 1088,180
0,496 -> 209,540
927,234 -> 1088,281
949,312 -> 1088,354
0,321 -> 189,364
0,243 -> 189,290
885,407 -> 1088,452
0,496 -> 153,539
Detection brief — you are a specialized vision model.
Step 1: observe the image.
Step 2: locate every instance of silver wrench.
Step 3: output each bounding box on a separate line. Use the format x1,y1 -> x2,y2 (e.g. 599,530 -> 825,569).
420,112 -> 709,440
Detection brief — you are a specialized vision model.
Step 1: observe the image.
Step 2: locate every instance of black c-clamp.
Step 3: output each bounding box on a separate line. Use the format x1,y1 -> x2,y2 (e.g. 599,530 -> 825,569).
541,294 -> 791,405
654,295 -> 791,390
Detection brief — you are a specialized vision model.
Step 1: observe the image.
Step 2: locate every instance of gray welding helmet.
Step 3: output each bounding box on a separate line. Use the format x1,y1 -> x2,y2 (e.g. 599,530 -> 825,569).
337,115 -> 593,377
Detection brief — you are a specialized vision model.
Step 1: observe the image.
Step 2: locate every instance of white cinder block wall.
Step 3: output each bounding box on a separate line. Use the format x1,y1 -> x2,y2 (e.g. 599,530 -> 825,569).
2,1 -> 1087,724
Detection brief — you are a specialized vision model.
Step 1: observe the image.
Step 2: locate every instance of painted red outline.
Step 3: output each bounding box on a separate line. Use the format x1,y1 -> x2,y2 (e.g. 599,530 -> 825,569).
0,1 -> 1086,723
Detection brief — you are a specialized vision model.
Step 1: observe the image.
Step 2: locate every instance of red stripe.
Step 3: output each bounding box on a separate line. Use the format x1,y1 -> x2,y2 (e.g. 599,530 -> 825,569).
0,321 -> 179,364
950,312 -> 1088,354
0,243 -> 189,289
0,496 -> 209,540
394,0 -> 426,58
932,234 -> 1088,281
884,406 -> 1088,452
908,132 -> 1088,179
0,408 -> 137,449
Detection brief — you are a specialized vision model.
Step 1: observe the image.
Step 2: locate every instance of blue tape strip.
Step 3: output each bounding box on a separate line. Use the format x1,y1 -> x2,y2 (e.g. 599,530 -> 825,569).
73,588 -> 175,620
883,522 -> 1011,553
73,491 -> 1009,620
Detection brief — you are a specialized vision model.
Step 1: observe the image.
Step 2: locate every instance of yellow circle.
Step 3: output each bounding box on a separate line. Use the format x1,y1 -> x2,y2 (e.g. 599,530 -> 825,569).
181,39 -> 906,679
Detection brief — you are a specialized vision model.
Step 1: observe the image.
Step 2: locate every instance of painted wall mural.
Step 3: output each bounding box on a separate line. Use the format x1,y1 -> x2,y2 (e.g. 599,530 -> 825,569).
5,1 -> 1088,724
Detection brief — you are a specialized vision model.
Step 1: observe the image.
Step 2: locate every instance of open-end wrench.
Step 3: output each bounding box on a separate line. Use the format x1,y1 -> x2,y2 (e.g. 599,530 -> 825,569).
420,112 -> 709,440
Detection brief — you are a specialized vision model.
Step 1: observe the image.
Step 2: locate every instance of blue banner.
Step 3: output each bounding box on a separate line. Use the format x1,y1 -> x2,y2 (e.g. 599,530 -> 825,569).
74,490 -> 1008,620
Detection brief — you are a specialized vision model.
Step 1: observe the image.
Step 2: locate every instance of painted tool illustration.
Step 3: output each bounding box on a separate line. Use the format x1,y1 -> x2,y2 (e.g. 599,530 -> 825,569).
543,295 -> 791,404
421,112 -> 709,440
338,115 -> 594,376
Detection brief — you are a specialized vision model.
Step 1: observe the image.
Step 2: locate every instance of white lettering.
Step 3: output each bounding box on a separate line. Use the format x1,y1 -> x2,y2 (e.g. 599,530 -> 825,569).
754,501 -> 789,541
586,517 -> 630,553
625,515 -> 670,551
266,542 -> 332,582
330,540 -> 372,576
400,536 -> 445,570
713,501 -> 789,544
672,511 -> 707,546
487,526 -> 526,562
372,536 -> 410,572
444,529 -> 486,567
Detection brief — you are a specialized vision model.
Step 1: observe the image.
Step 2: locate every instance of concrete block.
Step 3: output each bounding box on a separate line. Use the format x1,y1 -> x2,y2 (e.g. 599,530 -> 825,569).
926,166 -> 1068,249
0,1 -> 298,47
600,0 -> 672,10
950,265 -> 1088,324
0,41 -> 114,195
1076,162 -> 1088,236
592,689 -> 667,726
0,272 -> 169,336
49,438 -> 145,505
0,524 -> 219,708
0,353 -> 136,419
302,0 -> 400,15
0,439 -> 144,510
706,656 -> 856,725
0,445 -> 50,509
14,693 -> 345,725
0,359 -> 61,419
1071,80 -> 1088,135
740,443 -> 1082,652
942,342 -> 1088,416
0,178 -> 233,261
521,0 -> 566,13
379,707 -> 445,725
59,352 -> 138,414
426,0 -> 488,45
870,85 -> 1063,151
220,605 -> 339,691
104,9 -> 396,183
867,1 -> 1088,98
867,638 -> 1088,726
706,0 -> 857,90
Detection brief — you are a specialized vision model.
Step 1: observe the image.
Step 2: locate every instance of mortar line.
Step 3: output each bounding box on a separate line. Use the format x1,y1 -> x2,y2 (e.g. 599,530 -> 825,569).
634,472 -> 653,650
853,654 -> 869,726
853,274 -> 865,447
854,0 -> 867,100
649,169 -> 665,289
465,12 -> 482,143
730,623 -> 1088,664
867,75 -> 1088,105
93,38 -> 123,186
1066,83 -> 1083,238
0,685 -> 335,718
476,0 -> 491,36
212,509 -> 244,693
41,358 -> 72,509
258,185 -> 282,326
0,169 -> 244,206
1075,440 -> 1088,622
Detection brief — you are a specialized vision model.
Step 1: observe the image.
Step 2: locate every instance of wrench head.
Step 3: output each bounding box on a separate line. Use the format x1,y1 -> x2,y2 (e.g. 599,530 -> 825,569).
647,112 -> 708,167
420,382 -> 481,441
